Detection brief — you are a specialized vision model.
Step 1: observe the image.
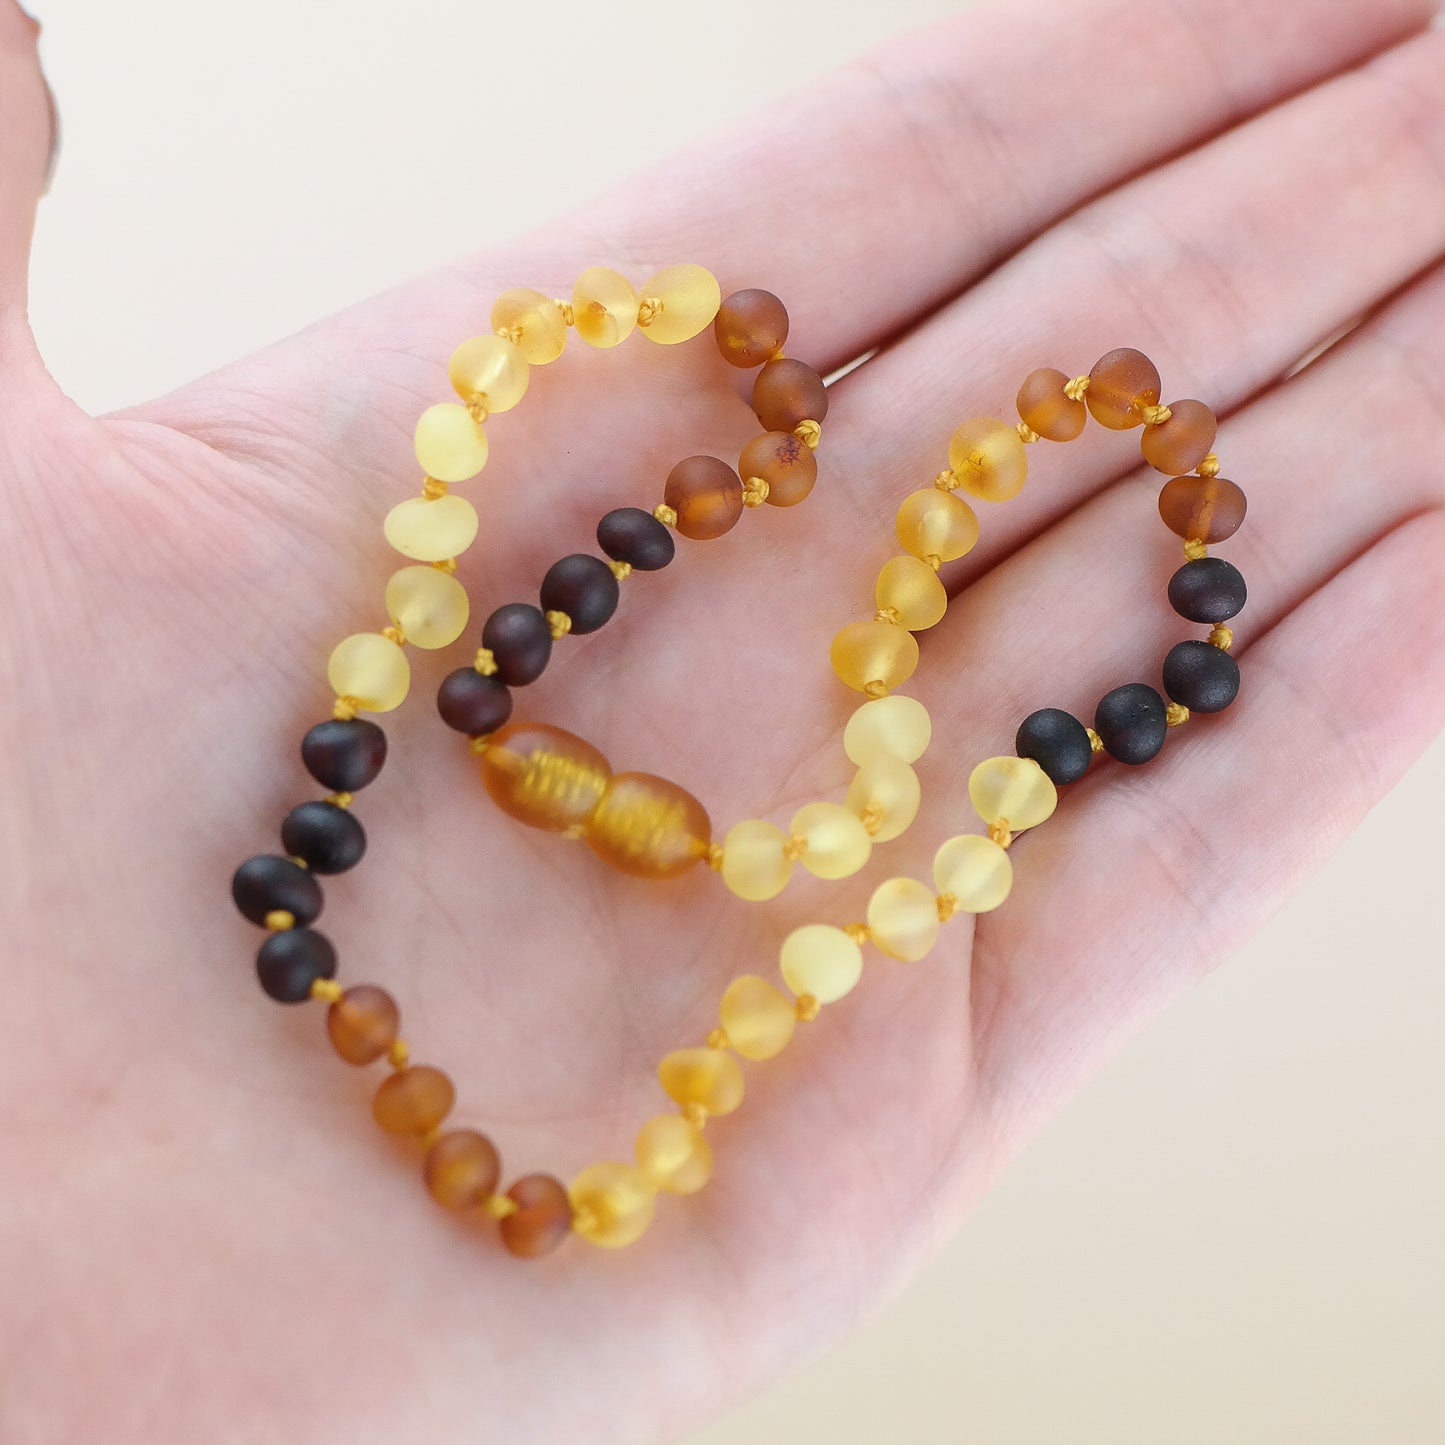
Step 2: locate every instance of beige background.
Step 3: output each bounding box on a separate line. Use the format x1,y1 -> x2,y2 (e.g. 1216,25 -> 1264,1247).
21,0 -> 1445,1439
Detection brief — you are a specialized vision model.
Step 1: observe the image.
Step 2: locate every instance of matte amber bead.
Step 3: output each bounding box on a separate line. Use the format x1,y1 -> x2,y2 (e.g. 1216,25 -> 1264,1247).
424,1129 -> 501,1210
845,754 -> 921,842
1086,348 -> 1161,429
1141,399 -> 1217,475
1017,367 -> 1086,441
894,488 -> 979,563
948,417 -> 1028,502
384,494 -> 480,563
875,554 -> 947,630
752,357 -> 828,431
326,985 -> 400,1066
447,334 -> 529,412
635,1114 -> 712,1195
480,722 -> 612,834
830,618 -> 920,694
719,974 -> 796,1061
373,1065 -> 455,1136
328,633 -> 410,713
720,818 -> 792,901
714,288 -> 789,368
789,800 -> 871,880
573,266 -> 639,349
738,430 -> 817,508
933,834 -> 1013,913
866,876 -> 941,962
843,694 -> 932,766
491,288 -> 567,366
968,755 -> 1057,832
663,455 -> 744,541
499,1173 -> 573,1258
638,264 -> 722,345
779,924 -> 864,1003
414,403 -> 489,482
570,1162 -> 657,1248
585,772 -> 711,879
659,1047 -> 745,1116
1157,474 -> 1247,543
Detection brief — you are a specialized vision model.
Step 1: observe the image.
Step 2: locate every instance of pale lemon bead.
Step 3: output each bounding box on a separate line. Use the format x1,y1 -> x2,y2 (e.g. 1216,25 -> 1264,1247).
383,494 -> 480,562
658,1047 -> 745,1116
720,819 -> 793,902
719,974 -> 797,1061
895,488 -> 979,562
384,565 -> 470,649
569,1161 -> 656,1248
968,755 -> 1058,833
866,877 -> 941,962
830,619 -> 920,695
875,554 -> 948,630
490,287 -> 568,365
447,334 -> 529,412
635,1114 -> 712,1195
572,266 -> 639,348
779,924 -> 864,1004
638,264 -> 722,344
789,801 -> 871,880
845,754 -> 921,843
414,403 -> 489,484
327,633 -> 410,713
843,694 -> 932,766
933,834 -> 1013,913
948,417 -> 1028,502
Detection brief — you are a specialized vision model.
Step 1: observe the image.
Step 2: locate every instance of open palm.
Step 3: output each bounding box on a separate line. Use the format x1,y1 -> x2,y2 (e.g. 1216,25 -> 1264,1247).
4,0 -> 1445,1440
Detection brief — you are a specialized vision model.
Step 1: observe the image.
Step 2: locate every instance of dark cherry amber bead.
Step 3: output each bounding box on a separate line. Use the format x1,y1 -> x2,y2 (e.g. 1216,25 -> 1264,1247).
481,603 -> 552,686
1168,558 -> 1247,624
280,801 -> 366,875
232,855 -> 323,927
663,456 -> 744,541
256,927 -> 336,1003
1095,683 -> 1168,765
1163,640 -> 1240,713
713,288 -> 789,368
499,1173 -> 573,1258
597,507 -> 675,571
752,357 -> 828,431
1015,707 -> 1094,786
301,718 -> 387,793
437,668 -> 514,736
1157,474 -> 1247,544
539,554 -> 620,634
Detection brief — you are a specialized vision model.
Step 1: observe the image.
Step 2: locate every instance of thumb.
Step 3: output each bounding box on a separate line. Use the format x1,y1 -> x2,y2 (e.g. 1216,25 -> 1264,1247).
0,1 -> 53,328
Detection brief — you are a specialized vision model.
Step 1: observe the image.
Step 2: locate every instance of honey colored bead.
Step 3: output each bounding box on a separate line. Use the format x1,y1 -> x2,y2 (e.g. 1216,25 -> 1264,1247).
572,266 -> 639,348
752,357 -> 828,431
383,494 -> 480,562
424,1129 -> 501,1210
448,334 -> 530,412
327,633 -> 410,713
866,877 -> 941,962
663,455 -> 744,540
414,403 -> 489,483
876,554 -> 948,630
372,1065 -> 455,1136
1017,367 -> 1086,441
570,1162 -> 657,1248
737,430 -> 817,508
635,1114 -> 712,1195
384,565 -> 469,649
843,694 -> 932,766
932,834 -> 1013,913
585,772 -> 711,880
1141,399 -> 1217,476
714,288 -> 789,368
830,618 -> 920,695
948,417 -> 1028,502
719,974 -> 796,1061
1157,473 -> 1247,543
499,1173 -> 573,1258
845,754 -> 921,843
638,263 -> 722,345
480,722 -> 612,834
779,924 -> 864,1003
720,819 -> 792,901
894,488 -> 979,562
1086,347 -> 1161,430
490,287 -> 568,365
789,801 -> 871,880
659,1047 -> 745,1116
326,984 -> 400,1065
968,755 -> 1057,832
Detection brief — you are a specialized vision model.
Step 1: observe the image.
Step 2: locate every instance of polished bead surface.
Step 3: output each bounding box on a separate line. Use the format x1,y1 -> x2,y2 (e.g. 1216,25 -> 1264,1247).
968,755 -> 1058,832
1162,639 -> 1240,713
1095,683 -> 1169,765
491,288 -> 567,365
436,668 -> 513,736
948,417 -> 1028,502
480,722 -> 612,834
1086,348 -> 1161,429
448,334 -> 529,412
569,1162 -> 657,1248
714,288 -> 789,368
830,619 -> 920,695
326,984 -> 400,1065
256,928 -> 336,1003
845,754 -> 921,842
281,801 -> 366,875
414,403 -> 489,483
875,554 -> 948,630
499,1174 -> 573,1258
720,818 -> 792,901
1157,474 -> 1247,543
301,718 -> 387,793
894,488 -> 979,562
752,357 -> 828,430
1017,367 -> 1086,441
843,694 -> 932,766
866,877 -> 941,962
1168,558 -> 1248,624
373,1065 -> 455,1136
737,430 -> 817,508
1015,707 -> 1094,786
481,603 -> 553,686
933,834 -> 1013,913
328,633 -> 410,713
635,1114 -> 712,1195
572,266 -> 639,348
779,923 -> 864,1003
658,1047 -> 745,1116
638,264 -> 722,345
425,1129 -> 502,1210
790,801 -> 871,880
1140,399 -> 1216,475
232,855 -> 323,927
586,772 -> 711,879
664,455 -> 744,540
383,494 -> 480,563
719,974 -> 797,1061
597,507 -> 675,570
385,565 -> 470,649
539,554 -> 620,634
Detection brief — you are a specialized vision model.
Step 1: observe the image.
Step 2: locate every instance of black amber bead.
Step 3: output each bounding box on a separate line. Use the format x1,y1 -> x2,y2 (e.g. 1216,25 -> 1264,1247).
300,718 -> 387,792
437,668 -> 514,735
539,554 -> 620,635
1094,683 -> 1169,766
481,603 -> 552,686
281,801 -> 367,874
1015,708 -> 1094,786
1162,640 -> 1241,714
256,928 -> 337,1003
232,855 -> 323,927
1167,557 -> 1247,624
597,507 -> 676,571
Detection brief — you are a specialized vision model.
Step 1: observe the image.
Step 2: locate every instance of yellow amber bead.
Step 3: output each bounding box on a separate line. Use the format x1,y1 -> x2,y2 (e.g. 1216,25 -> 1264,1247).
719,974 -> 797,1061
572,266 -> 639,348
968,755 -> 1058,832
866,877 -> 941,962
789,801 -> 871,880
948,417 -> 1028,502
845,755 -> 921,843
720,819 -> 792,901
830,619 -> 920,695
384,565 -> 469,650
895,489 -> 980,562
635,1114 -> 712,1195
413,403 -> 489,483
447,334 -> 530,412
843,694 -> 932,766
779,923 -> 864,1003
875,554 -> 948,630
383,494 -> 480,562
327,633 -> 410,713
933,834 -> 1013,912
569,1162 -> 657,1248
480,722 -> 612,834
638,264 -> 722,345
490,287 -> 568,365
585,772 -> 711,880
659,1047 -> 745,1116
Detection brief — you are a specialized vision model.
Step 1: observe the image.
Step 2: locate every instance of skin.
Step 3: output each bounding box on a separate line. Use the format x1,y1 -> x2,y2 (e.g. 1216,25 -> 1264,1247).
2,0 -> 1444,1440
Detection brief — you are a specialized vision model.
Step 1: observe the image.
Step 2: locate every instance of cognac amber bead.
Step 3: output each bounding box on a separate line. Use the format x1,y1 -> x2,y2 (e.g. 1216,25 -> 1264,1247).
738,430 -> 817,508
752,357 -> 828,431
1141,399 -> 1216,476
1017,367 -> 1086,441
663,455 -> 744,540
499,1173 -> 573,1258
424,1129 -> 501,1210
585,772 -> 711,880
1086,348 -> 1161,430
480,722 -> 612,834
635,1114 -> 712,1195
830,619 -> 920,694
1157,474 -> 1247,543
719,974 -> 796,1060
948,417 -> 1028,502
326,985 -> 400,1066
659,1047 -> 745,1116
373,1065 -> 455,1136
714,289 -> 789,368
570,1162 -> 657,1248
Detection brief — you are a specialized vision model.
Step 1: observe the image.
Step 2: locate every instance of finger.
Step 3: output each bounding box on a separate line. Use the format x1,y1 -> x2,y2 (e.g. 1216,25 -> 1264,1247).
0,1 -> 52,327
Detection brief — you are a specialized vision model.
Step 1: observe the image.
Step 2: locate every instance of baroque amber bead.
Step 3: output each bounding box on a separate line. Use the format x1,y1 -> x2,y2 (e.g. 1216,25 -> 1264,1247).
326,984 -> 400,1065
738,430 -> 817,508
719,974 -> 797,1060
1157,473 -> 1247,543
570,1162 -> 657,1248
1087,347 -> 1161,429
480,722 -> 612,834
424,1129 -> 501,1210
373,1065 -> 455,1136
714,288 -> 789,368
499,1173 -> 573,1258
328,634 -> 410,713
720,819 -> 792,901
659,1047 -> 745,1116
790,801 -> 871,880
664,455 -> 744,540
830,619 -> 920,695
933,834 -> 1013,913
1017,367 -> 1086,441
491,288 -> 567,365
448,334 -> 529,412
635,1114 -> 712,1195
846,754 -> 921,842
414,403 -> 489,482
752,357 -> 828,431
1141,399 -> 1217,475
866,877 -> 941,962
573,266 -> 639,348
968,755 -> 1057,832
779,923 -> 864,1003
384,565 -> 469,649
876,554 -> 948,630
383,494 -> 480,562
894,488 -> 979,562
843,694 -> 932,766
948,417 -> 1028,502
638,264 -> 722,345
585,772 -> 711,880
